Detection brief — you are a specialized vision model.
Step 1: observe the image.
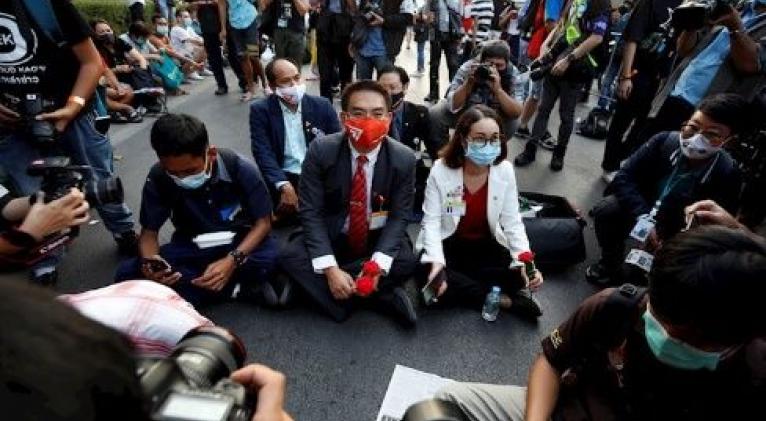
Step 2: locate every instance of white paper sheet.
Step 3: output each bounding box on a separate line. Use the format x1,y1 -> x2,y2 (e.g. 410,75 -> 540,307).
376,365 -> 454,421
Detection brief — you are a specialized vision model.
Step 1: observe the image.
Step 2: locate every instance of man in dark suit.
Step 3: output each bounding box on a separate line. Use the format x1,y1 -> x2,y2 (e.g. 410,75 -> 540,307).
250,58 -> 341,221
377,65 -> 438,217
279,81 -> 419,327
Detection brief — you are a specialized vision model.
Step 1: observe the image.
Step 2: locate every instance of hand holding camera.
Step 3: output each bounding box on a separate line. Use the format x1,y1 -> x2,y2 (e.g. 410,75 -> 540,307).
0,103 -> 21,129
19,189 -> 90,241
230,364 -> 293,421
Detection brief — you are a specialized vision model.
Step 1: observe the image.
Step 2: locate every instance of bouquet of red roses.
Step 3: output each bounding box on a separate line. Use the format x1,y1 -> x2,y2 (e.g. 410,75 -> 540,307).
355,260 -> 381,297
518,251 -> 537,280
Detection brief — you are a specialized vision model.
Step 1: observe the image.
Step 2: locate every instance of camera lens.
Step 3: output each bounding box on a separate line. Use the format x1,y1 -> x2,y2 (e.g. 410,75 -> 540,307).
85,176 -> 124,206
171,327 -> 247,388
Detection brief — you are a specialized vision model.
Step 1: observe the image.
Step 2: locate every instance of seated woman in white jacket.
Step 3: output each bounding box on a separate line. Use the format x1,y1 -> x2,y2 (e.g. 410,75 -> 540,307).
416,105 -> 544,317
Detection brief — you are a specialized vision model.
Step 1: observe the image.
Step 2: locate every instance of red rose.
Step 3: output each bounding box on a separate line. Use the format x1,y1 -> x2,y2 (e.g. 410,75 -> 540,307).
362,260 -> 381,276
518,251 -> 535,263
356,276 -> 375,297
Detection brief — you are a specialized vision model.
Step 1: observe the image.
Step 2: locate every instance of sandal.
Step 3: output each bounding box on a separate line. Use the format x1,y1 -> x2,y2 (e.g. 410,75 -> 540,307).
126,110 -> 143,123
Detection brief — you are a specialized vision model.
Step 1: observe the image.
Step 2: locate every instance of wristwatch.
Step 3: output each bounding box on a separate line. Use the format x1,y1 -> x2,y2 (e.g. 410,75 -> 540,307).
2,228 -> 38,249
228,249 -> 248,267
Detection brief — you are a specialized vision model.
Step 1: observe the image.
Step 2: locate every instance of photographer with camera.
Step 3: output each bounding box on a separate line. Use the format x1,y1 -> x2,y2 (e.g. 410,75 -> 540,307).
0,280 -> 293,421
351,0 -> 414,79
513,0 -> 610,171
0,185 -> 89,258
641,0 -> 766,141
428,40 -> 524,149
0,0 -> 137,285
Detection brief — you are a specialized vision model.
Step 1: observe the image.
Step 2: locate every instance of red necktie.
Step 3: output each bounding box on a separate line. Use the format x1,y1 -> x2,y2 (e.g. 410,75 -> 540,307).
348,155 -> 369,256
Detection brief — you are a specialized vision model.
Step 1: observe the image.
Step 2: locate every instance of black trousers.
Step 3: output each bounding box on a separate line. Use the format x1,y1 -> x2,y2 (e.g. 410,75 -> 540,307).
201,30 -> 246,91
428,33 -> 460,99
637,95 -> 695,146
527,75 -> 583,157
279,232 -> 418,322
417,236 -> 525,308
316,29 -> 354,100
601,76 -> 661,171
591,195 -> 635,271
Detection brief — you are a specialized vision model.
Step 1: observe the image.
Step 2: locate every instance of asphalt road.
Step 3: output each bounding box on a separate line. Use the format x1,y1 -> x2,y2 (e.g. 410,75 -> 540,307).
0,44 -> 609,420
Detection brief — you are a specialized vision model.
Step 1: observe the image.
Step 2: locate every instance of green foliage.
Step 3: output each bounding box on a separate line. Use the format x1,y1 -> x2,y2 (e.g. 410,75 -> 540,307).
72,0 -> 157,34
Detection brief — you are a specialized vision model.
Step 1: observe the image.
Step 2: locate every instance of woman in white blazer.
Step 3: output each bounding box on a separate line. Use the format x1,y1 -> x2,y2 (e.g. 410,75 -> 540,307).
416,105 -> 544,317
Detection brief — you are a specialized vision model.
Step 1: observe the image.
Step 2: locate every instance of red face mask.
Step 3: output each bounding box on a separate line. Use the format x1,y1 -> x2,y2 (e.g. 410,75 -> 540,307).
343,117 -> 390,151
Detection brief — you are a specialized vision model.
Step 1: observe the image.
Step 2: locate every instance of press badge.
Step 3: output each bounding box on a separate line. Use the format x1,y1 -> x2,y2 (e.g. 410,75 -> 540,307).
370,211 -> 388,230
443,187 -> 465,216
629,214 -> 655,242
277,17 -> 288,28
625,248 -> 654,272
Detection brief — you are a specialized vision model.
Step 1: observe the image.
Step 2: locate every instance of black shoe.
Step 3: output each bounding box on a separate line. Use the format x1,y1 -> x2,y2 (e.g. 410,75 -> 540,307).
214,87 -> 228,95
31,270 -> 58,288
424,94 -> 438,103
585,263 -> 618,288
510,288 -> 543,318
278,278 -> 294,307
381,287 -> 417,328
514,143 -> 537,167
238,281 -> 280,307
536,131 -> 557,150
515,126 -> 531,139
115,231 -> 139,256
550,153 -> 564,171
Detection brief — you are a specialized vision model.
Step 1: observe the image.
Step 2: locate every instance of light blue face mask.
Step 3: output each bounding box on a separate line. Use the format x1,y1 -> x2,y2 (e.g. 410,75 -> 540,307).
168,156 -> 211,190
464,141 -> 501,166
642,309 -> 724,371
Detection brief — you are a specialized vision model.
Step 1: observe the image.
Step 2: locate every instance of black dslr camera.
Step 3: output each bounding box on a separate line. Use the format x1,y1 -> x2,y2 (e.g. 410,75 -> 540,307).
529,41 -> 572,81
671,0 -> 741,31
27,157 -> 124,206
2,93 -> 57,145
362,1 -> 383,22
402,400 -> 469,421
137,327 -> 254,421
474,63 -> 493,82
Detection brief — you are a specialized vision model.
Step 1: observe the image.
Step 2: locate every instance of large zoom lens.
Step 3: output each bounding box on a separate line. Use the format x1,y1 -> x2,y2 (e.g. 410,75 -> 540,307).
171,327 -> 247,388
84,176 -> 124,206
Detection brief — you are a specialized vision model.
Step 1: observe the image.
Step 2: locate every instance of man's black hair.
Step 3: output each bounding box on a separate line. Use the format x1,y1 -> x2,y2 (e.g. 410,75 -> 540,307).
649,226 -> 766,345
340,80 -> 392,112
128,21 -> 150,38
377,65 -> 410,87
0,281 -> 147,420
265,57 -> 300,86
697,93 -> 750,135
150,114 -> 209,157
151,14 -> 164,23
480,40 -> 510,62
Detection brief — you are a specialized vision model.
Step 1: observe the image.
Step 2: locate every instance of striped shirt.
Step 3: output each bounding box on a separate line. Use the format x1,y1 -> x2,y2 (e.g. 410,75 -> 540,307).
469,0 -> 494,43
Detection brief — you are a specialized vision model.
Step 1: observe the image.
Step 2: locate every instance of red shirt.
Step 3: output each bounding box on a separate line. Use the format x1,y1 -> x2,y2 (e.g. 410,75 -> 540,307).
456,182 -> 491,241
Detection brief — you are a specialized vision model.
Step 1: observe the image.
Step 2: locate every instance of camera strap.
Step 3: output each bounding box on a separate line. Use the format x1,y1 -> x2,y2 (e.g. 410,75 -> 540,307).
18,0 -> 66,48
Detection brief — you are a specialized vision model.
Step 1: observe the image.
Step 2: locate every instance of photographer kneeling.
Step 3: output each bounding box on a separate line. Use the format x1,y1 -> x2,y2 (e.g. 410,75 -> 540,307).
428,40 -> 523,149
0,185 -> 89,261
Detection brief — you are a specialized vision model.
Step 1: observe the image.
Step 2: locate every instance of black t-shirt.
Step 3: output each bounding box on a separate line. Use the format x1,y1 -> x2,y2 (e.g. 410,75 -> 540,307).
622,0 -> 682,74
187,0 -> 221,34
0,0 -> 91,108
97,37 -> 132,69
266,0 -> 306,34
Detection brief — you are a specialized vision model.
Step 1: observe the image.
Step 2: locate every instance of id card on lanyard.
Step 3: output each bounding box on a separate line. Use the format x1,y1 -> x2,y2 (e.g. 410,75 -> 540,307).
629,164 -> 686,242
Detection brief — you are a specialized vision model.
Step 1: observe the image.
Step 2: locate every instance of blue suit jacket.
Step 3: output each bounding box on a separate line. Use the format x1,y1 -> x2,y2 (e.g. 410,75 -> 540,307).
250,94 -> 341,188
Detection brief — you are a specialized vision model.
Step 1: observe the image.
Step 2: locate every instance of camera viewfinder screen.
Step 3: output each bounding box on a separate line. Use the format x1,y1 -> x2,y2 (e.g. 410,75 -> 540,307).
158,392 -> 232,421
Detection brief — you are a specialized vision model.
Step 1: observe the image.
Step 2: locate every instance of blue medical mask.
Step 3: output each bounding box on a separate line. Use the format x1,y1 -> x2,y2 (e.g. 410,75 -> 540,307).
464,141 -> 501,166
168,156 -> 211,190
642,309 -> 724,371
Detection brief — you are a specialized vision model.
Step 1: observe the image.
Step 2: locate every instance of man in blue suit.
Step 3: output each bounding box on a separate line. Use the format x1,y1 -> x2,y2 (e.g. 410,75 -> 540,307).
250,58 -> 341,222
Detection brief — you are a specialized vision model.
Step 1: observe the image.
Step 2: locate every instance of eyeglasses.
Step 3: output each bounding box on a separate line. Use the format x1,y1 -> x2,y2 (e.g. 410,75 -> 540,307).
347,110 -> 389,119
467,137 -> 502,148
680,122 -> 729,146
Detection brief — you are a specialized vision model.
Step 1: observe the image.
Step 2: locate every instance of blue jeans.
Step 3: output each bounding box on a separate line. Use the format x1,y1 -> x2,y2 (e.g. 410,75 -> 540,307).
115,235 -> 278,306
417,41 -> 426,72
355,53 -> 389,80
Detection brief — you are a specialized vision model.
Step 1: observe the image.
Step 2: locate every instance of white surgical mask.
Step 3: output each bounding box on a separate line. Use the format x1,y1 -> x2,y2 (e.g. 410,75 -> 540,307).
156,25 -> 169,36
183,17 -> 193,27
275,83 -> 306,105
679,133 -> 722,160
168,156 -> 211,190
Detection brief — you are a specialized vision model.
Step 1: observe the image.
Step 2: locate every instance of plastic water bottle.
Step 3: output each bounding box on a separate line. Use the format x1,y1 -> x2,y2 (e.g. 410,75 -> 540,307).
482,286 -> 501,322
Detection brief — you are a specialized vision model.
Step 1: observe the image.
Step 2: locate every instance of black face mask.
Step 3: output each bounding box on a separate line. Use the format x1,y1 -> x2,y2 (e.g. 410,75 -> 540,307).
97,33 -> 115,45
391,92 -> 404,108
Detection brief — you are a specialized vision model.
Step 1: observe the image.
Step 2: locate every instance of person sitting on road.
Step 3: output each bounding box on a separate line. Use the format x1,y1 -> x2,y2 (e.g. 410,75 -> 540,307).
171,9 -> 212,80
120,20 -> 163,63
115,114 -> 280,306
149,14 -> 207,83
428,40 -> 523,151
416,105 -> 544,317
250,58 -> 341,225
437,225 -> 766,421
586,93 -> 747,287
279,81 -> 420,327
92,19 -> 151,88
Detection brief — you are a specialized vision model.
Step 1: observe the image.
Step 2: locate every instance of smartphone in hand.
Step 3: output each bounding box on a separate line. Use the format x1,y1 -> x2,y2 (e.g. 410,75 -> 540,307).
143,256 -> 172,273
421,268 -> 447,305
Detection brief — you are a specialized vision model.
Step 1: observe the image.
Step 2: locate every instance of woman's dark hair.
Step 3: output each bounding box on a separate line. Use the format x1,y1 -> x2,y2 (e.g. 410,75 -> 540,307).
90,18 -> 110,31
150,114 -> 209,157
649,226 -> 766,345
128,21 -> 151,38
378,65 -> 410,87
439,105 -> 507,169
0,281 -> 147,420
340,80 -> 392,112
697,93 -> 750,135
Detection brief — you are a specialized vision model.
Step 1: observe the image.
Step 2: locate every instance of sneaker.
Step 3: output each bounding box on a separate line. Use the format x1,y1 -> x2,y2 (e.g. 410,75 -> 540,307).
237,281 -> 279,307
114,231 -> 139,256
200,68 -> 214,76
31,269 -> 58,287
126,110 -> 143,123
602,170 -> 618,184
550,153 -> 564,171
585,263 -> 618,287
537,131 -> 557,150
514,144 -> 537,167
515,126 -> 531,139
135,105 -> 147,116
510,288 -> 543,318
188,72 -> 204,81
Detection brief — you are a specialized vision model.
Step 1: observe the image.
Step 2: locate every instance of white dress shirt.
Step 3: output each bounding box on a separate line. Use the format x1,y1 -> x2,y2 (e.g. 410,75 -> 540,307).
311,142 -> 393,274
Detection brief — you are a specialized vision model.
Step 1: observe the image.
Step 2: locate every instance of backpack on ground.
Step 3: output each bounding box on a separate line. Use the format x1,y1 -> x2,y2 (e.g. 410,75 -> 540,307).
576,107 -> 611,140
